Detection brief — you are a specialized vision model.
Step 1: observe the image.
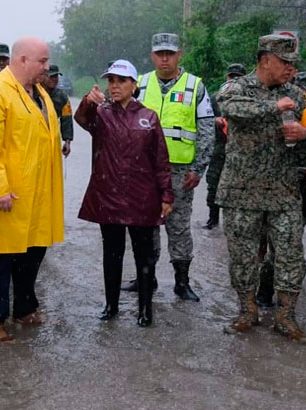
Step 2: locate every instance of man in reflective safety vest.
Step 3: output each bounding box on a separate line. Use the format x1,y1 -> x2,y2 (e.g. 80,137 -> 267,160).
122,33 -> 215,302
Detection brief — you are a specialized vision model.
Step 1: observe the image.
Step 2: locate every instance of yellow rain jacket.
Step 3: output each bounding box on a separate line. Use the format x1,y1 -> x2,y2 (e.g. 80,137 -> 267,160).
0,67 -> 64,253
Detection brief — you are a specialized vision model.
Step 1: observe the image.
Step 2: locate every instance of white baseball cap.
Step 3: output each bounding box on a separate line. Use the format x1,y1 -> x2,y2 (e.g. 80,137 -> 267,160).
100,59 -> 138,81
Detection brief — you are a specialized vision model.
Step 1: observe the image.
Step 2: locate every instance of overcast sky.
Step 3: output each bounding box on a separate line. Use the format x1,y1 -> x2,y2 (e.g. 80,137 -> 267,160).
1,0 -> 63,48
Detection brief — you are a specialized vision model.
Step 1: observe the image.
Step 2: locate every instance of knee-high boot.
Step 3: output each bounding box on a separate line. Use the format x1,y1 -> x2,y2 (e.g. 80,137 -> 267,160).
137,266 -> 154,327
173,260 -> 200,302
100,270 -> 121,321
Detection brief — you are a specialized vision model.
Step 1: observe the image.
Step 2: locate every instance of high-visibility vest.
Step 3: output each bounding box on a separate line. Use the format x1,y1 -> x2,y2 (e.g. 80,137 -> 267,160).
301,109 -> 306,127
138,71 -> 200,164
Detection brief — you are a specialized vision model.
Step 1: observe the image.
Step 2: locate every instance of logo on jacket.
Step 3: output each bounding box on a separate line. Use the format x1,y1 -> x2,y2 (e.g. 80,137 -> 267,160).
139,118 -> 151,128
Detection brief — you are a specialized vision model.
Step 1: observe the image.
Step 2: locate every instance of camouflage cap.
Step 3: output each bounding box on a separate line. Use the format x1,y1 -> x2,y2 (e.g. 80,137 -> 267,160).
0,43 -> 10,58
151,33 -> 180,52
48,64 -> 62,76
258,34 -> 298,62
227,63 -> 246,76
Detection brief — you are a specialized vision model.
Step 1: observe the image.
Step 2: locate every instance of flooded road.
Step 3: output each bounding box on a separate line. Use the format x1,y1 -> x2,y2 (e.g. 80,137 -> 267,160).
1,98 -> 306,410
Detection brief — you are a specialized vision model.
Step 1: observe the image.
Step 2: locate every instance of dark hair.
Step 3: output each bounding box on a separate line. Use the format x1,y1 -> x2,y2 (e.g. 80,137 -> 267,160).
133,86 -> 140,99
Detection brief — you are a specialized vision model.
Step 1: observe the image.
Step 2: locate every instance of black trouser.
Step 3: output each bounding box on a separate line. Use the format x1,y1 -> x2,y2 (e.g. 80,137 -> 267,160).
100,224 -> 155,311
12,247 -> 47,319
0,255 -> 13,324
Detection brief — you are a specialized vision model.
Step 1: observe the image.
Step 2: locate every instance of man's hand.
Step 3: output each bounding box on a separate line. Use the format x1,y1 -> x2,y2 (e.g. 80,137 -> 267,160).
0,193 -> 18,212
161,202 -> 172,219
86,85 -> 105,105
183,171 -> 201,190
283,122 -> 306,143
62,140 -> 71,157
277,97 -> 295,112
216,116 -> 228,141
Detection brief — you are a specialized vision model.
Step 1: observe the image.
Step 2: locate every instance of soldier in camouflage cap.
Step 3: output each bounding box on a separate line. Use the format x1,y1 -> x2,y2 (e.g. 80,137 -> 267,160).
42,64 -> 73,157
0,43 -> 10,71
216,34 -> 306,342
227,63 -> 246,79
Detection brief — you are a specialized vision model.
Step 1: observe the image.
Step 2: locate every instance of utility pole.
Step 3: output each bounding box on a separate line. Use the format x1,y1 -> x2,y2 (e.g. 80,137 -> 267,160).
183,0 -> 192,24
183,0 -> 192,45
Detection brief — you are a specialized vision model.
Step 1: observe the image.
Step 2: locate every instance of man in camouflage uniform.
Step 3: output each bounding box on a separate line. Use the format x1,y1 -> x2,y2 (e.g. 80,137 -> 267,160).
216,34 -> 306,342
205,63 -> 246,230
0,43 -> 10,71
122,33 -> 215,301
256,70 -> 306,308
42,65 -> 73,157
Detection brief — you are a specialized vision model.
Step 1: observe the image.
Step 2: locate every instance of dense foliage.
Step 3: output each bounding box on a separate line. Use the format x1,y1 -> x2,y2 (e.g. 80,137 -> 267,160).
53,0 -> 306,93
57,0 -> 183,81
182,7 -> 278,91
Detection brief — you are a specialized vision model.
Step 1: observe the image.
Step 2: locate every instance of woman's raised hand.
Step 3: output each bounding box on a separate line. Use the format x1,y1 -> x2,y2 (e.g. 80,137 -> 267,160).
87,84 -> 105,105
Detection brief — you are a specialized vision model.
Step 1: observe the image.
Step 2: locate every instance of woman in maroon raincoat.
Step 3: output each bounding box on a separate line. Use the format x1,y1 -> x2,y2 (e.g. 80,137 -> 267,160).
74,60 -> 173,327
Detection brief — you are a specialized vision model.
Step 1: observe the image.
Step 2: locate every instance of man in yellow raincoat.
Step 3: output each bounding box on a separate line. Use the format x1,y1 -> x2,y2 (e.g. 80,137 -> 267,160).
0,37 -> 64,341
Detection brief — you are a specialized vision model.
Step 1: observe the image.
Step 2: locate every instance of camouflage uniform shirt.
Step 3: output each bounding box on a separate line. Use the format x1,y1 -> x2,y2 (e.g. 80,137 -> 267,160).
216,73 -> 306,211
48,88 -> 73,141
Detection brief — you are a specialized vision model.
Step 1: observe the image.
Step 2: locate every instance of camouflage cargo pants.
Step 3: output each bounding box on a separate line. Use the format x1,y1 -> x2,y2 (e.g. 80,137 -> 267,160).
166,166 -> 194,261
153,165 -> 194,262
223,207 -> 305,292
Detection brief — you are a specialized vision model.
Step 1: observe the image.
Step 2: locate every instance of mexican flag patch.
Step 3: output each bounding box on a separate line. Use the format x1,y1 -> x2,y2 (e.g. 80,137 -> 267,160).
170,92 -> 184,102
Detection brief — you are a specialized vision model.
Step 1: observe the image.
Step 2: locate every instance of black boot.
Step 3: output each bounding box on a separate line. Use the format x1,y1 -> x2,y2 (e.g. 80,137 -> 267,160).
100,269 -> 121,321
256,259 -> 274,308
204,205 -> 219,230
100,305 -> 119,321
121,276 -> 158,292
173,260 -> 200,302
137,267 -> 154,327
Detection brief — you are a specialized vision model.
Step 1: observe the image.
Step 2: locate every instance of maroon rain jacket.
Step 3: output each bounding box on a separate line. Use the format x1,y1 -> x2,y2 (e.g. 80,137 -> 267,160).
74,98 -> 174,226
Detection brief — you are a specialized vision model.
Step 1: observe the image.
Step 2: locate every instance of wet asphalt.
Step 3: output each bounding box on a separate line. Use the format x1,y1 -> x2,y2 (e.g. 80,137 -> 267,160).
1,98 -> 306,410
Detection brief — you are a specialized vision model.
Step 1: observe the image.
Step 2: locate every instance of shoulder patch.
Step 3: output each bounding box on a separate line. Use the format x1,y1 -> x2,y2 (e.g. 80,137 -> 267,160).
197,87 -> 214,118
219,80 -> 235,95
62,102 -> 72,116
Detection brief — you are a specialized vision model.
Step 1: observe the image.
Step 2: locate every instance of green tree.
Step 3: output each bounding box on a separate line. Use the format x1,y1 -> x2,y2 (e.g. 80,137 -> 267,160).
60,0 -> 184,79
182,2 -> 278,92
57,0 -> 303,93
182,7 -> 224,91
217,12 -> 278,70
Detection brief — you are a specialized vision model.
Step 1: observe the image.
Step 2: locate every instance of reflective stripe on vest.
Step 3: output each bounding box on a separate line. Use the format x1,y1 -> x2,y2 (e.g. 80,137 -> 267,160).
162,127 -> 196,141
183,74 -> 196,105
138,72 -> 151,102
137,71 -> 200,164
